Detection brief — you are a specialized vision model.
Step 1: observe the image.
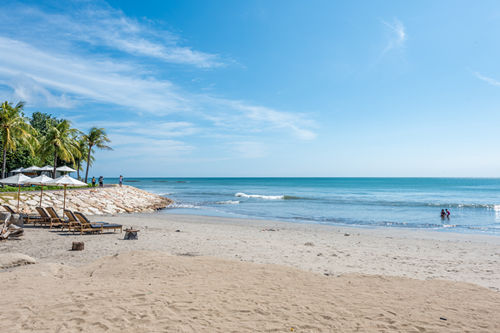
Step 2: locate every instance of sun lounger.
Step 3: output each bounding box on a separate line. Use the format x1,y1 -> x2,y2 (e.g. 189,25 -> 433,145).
34,207 -> 53,227
64,210 -> 103,234
74,211 -> 123,233
45,207 -> 73,231
2,204 -> 45,225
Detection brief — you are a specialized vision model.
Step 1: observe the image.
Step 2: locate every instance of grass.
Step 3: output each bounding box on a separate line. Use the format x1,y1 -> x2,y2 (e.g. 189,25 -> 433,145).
0,184 -> 93,192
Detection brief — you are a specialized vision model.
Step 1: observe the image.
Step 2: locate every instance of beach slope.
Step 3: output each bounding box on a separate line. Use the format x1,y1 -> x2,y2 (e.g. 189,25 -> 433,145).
1,250 -> 499,332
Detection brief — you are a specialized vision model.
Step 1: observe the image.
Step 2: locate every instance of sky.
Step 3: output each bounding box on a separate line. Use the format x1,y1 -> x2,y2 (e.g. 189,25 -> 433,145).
1,0 -> 500,177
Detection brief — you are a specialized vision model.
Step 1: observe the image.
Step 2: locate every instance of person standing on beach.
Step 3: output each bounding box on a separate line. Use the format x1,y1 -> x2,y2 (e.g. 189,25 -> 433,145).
119,175 -> 123,187
99,176 -> 103,187
91,177 -> 96,187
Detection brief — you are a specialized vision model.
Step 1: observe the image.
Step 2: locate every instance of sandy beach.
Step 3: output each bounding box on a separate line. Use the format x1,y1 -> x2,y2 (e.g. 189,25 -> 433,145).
0,212 -> 499,332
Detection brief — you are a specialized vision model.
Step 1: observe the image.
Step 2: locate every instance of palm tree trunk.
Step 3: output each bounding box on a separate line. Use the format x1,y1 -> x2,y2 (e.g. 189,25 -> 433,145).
84,144 -> 92,183
77,160 -> 80,179
53,148 -> 57,178
1,147 -> 6,179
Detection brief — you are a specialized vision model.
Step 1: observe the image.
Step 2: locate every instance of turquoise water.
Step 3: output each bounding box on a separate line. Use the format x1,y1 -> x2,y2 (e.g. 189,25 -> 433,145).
105,177 -> 500,234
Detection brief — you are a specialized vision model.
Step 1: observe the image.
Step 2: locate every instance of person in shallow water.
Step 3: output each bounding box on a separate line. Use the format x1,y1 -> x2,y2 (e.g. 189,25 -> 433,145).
440,209 -> 446,219
446,209 -> 451,218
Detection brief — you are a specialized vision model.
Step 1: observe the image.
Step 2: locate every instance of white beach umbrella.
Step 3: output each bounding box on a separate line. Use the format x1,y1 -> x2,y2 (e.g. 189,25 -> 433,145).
56,165 -> 77,173
0,173 -> 32,212
49,175 -> 87,213
11,167 -> 24,173
23,165 -> 42,173
41,165 -> 53,171
25,175 -> 54,206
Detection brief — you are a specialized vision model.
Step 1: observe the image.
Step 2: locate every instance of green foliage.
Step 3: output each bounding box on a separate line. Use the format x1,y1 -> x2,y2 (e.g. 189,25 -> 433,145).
83,127 -> 112,182
0,101 -> 39,178
0,102 -> 112,180
0,184 -> 93,192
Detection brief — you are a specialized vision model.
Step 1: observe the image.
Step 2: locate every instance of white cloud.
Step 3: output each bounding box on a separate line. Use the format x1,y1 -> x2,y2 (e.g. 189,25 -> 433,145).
381,18 -> 406,53
473,71 -> 500,87
0,3 -> 221,68
0,2 -> 316,143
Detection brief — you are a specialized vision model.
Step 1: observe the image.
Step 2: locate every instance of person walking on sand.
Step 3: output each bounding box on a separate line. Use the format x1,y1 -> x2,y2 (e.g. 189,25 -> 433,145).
91,176 -> 96,187
119,175 -> 123,187
99,176 -> 103,187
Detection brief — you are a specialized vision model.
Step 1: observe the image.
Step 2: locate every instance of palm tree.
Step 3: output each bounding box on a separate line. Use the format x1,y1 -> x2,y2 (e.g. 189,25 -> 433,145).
39,120 -> 81,178
0,101 -> 38,178
74,137 -> 94,180
83,127 -> 112,183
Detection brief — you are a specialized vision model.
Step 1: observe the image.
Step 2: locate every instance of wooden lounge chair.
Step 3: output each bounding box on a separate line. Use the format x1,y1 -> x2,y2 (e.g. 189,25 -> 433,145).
45,207 -> 72,230
64,210 -> 103,234
2,205 -> 45,225
74,211 -> 123,233
34,207 -> 54,227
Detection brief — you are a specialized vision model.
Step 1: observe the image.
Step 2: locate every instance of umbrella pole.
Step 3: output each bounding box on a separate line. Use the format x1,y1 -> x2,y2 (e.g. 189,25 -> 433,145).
63,185 -> 67,214
17,185 -> 21,213
40,185 -> 43,207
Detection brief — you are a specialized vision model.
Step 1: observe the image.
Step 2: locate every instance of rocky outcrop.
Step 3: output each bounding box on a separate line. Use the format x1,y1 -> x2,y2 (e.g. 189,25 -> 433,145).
0,185 -> 172,216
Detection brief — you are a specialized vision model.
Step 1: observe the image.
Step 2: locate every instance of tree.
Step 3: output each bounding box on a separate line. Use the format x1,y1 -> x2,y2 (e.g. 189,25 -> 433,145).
0,101 -> 38,178
83,127 -> 112,183
74,136 -> 94,180
39,120 -> 81,178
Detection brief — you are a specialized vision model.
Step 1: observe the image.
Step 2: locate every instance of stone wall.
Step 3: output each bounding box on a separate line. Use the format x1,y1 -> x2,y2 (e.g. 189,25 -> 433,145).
0,185 -> 172,216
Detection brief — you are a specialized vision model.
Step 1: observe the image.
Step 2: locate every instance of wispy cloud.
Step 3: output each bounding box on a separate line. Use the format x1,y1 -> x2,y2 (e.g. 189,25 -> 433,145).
381,18 -> 406,53
473,71 -> 500,87
0,0 -> 317,155
0,3 -> 221,68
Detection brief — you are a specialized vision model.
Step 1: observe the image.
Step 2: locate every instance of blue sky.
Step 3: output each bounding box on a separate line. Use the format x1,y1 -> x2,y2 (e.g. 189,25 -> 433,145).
1,0 -> 500,177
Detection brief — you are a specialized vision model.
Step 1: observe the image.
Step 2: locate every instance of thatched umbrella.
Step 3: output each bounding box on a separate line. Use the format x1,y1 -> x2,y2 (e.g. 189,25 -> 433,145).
0,173 -> 32,212
25,175 -> 54,206
48,175 -> 87,213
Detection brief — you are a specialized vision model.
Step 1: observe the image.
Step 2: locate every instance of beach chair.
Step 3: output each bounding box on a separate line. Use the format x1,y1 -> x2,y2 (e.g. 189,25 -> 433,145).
64,210 -> 103,234
74,211 -> 123,233
2,204 -> 44,225
45,207 -> 72,231
34,207 -> 53,227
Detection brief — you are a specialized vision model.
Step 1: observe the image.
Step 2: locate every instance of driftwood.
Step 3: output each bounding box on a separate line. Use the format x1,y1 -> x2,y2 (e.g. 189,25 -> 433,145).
72,242 -> 84,251
0,213 -> 24,240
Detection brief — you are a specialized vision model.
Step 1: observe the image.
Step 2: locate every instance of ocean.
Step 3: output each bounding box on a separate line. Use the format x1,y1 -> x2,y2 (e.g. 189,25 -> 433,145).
105,177 -> 500,235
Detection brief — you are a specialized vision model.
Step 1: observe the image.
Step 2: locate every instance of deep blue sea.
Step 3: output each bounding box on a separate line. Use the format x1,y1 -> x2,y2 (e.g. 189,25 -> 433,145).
105,177 -> 500,235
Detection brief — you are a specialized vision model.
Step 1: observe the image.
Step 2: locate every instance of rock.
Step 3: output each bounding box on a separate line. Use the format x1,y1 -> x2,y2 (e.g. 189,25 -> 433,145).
0,253 -> 36,269
304,242 -> 314,246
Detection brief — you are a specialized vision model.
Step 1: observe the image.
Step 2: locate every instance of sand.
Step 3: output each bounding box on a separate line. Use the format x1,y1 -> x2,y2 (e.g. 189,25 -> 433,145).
0,213 -> 499,332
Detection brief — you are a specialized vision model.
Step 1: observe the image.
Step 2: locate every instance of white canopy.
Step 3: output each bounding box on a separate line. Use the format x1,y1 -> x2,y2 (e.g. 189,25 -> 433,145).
40,165 -> 54,171
56,165 -> 77,173
11,167 -> 24,173
23,165 -> 42,172
49,175 -> 87,186
0,173 -> 31,185
25,175 -> 54,185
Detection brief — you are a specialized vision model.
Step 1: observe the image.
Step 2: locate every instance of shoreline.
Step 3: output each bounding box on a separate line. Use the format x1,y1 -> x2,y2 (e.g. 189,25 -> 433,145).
159,209 -> 500,238
1,211 -> 499,331
2,211 -> 499,290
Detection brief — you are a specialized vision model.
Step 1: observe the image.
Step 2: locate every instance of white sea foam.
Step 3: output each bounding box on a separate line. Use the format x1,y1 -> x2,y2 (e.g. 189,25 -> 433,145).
216,200 -> 240,204
167,203 -> 201,209
235,192 -> 284,200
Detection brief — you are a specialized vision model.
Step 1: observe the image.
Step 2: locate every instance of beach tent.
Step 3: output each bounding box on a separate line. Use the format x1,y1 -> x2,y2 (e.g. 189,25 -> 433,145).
48,175 -> 87,213
56,166 -> 76,174
11,167 -> 24,173
23,166 -> 42,173
25,175 -> 54,206
0,173 -> 31,213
